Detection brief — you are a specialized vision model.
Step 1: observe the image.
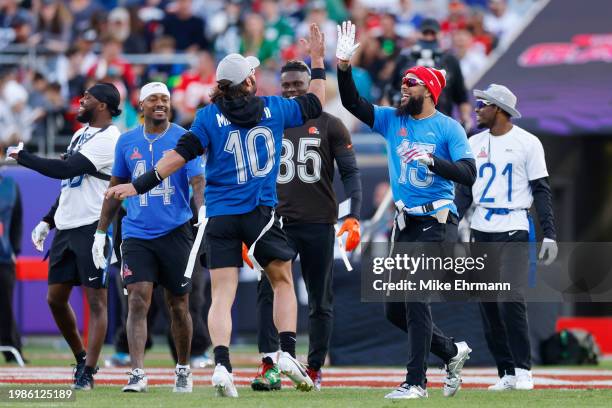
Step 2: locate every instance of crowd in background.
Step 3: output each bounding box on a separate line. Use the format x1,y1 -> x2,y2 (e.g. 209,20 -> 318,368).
0,0 -> 535,155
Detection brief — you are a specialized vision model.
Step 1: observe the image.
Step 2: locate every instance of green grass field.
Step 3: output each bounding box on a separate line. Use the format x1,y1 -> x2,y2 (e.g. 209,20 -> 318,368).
2,339 -> 612,407
1,386 -> 612,408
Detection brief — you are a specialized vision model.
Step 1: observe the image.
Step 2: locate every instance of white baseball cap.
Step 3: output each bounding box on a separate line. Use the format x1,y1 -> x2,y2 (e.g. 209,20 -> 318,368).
216,53 -> 260,86
473,84 -> 521,118
139,82 -> 170,102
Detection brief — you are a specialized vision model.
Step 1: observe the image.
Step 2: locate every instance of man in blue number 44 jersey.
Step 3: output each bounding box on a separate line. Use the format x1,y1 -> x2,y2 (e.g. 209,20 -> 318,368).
107,24 -> 327,397
93,82 -> 205,393
336,21 -> 476,400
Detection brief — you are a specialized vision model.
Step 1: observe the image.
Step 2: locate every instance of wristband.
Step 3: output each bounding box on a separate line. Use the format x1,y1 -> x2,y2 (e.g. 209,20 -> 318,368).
311,68 -> 326,80
132,169 -> 162,195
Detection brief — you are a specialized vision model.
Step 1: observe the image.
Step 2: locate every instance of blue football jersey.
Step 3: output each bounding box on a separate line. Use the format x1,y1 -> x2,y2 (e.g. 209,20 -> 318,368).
372,107 -> 473,215
113,123 -> 204,239
190,96 -> 303,217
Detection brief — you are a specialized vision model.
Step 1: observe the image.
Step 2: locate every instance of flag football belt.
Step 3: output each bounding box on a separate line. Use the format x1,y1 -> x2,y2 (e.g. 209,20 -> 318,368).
483,207 -> 528,221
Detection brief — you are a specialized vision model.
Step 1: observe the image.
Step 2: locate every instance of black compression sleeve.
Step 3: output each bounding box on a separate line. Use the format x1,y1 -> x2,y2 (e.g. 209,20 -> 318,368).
336,152 -> 362,219
132,169 -> 162,195
175,131 -> 205,162
9,185 -> 23,256
294,93 -> 323,122
17,151 -> 97,179
42,194 -> 60,230
337,65 -> 375,128
454,183 -> 473,220
530,177 -> 557,240
429,157 -> 476,186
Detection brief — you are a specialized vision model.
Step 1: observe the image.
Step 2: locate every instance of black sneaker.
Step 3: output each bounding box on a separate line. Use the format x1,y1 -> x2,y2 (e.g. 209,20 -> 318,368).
73,367 -> 98,391
72,359 -> 86,384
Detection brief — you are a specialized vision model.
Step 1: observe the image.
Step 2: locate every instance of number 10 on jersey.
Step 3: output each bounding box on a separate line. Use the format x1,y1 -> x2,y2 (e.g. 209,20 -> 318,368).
224,126 -> 275,184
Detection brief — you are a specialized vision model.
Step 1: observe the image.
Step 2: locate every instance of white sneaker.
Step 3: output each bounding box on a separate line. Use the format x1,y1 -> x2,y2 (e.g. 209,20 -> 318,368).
384,383 -> 428,399
443,341 -> 472,397
211,364 -> 238,397
277,351 -> 313,392
488,374 -> 517,391
173,367 -> 193,393
515,368 -> 534,390
122,368 -> 148,392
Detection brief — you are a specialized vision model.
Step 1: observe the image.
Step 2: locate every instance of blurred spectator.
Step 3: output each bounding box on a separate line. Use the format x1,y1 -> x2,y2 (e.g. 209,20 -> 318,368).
388,18 -> 473,130
240,12 -> 277,65
144,36 -> 186,87
0,0 -> 33,46
258,0 -> 294,66
440,0 -> 469,39
467,7 -> 496,53
452,27 -> 486,82
25,71 -> 52,145
87,36 -> 136,99
30,0 -> 72,54
172,50 -> 216,126
394,0 -> 424,40
68,0 -> 104,40
483,0 -> 519,45
74,29 -> 99,76
0,168 -> 24,363
161,0 -> 209,52
210,0 -> 243,57
296,1 -> 337,64
107,7 -> 147,54
0,67 -> 38,149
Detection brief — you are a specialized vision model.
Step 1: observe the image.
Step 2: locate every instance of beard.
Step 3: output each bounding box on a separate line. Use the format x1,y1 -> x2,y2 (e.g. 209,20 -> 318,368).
396,94 -> 424,117
76,109 -> 93,123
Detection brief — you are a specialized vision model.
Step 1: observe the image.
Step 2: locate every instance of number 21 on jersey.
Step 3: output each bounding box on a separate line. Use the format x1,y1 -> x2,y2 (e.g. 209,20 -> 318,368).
479,162 -> 513,203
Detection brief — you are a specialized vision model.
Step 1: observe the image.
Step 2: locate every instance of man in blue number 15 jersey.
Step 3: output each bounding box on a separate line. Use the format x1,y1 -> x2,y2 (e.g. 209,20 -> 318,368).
107,24 -> 328,398
335,20 -> 475,400
94,82 -> 205,393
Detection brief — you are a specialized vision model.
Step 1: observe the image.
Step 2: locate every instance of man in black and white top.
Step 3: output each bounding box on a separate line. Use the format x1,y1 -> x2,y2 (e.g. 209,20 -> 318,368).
456,84 -> 558,391
6,83 -> 122,390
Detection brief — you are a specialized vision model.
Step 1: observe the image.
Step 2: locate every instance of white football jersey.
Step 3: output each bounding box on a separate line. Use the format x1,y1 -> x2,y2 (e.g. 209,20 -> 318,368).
469,125 -> 548,233
54,125 -> 120,230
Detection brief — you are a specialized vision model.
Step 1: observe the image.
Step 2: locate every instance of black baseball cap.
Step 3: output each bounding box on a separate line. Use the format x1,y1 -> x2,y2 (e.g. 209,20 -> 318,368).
87,83 -> 122,117
420,18 -> 441,33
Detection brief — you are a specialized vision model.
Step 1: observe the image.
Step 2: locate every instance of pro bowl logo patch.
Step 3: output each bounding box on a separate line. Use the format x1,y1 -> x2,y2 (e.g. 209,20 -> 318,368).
477,147 -> 488,158
398,127 -> 408,137
130,147 -> 142,160
122,263 -> 133,278
308,126 -> 320,135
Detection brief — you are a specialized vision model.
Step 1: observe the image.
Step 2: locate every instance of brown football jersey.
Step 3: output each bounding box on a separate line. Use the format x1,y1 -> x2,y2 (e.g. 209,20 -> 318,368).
276,112 -> 355,224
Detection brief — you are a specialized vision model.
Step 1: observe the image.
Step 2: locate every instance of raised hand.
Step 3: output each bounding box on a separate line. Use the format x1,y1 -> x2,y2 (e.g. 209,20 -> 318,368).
336,20 -> 360,63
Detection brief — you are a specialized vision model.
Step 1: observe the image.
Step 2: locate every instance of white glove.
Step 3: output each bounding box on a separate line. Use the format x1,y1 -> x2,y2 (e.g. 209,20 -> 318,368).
397,146 -> 434,166
538,237 -> 558,266
92,231 -> 107,270
6,142 -> 24,161
336,20 -> 360,61
31,221 -> 50,252
194,205 -> 206,227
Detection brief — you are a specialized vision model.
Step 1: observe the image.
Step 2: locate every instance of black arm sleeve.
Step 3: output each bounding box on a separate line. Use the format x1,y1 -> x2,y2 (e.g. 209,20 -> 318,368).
454,183 -> 473,221
9,185 -> 23,256
174,131 -> 205,162
328,116 -> 362,219
337,65 -> 375,128
336,153 -> 362,219
17,151 -> 97,179
42,194 -> 60,230
294,93 -> 323,122
429,157 -> 476,186
530,177 -> 557,240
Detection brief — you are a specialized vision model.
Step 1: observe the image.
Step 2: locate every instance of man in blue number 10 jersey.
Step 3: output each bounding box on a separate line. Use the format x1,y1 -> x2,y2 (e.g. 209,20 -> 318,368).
107,24 -> 328,398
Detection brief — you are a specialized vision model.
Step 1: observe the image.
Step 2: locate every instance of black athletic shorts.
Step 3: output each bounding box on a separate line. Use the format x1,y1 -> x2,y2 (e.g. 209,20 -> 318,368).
121,222 -> 193,296
48,221 -> 108,289
204,205 -> 296,269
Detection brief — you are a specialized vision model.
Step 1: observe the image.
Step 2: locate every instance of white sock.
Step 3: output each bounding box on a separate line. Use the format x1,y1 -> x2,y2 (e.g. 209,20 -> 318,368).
263,351 -> 280,363
176,364 -> 190,370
